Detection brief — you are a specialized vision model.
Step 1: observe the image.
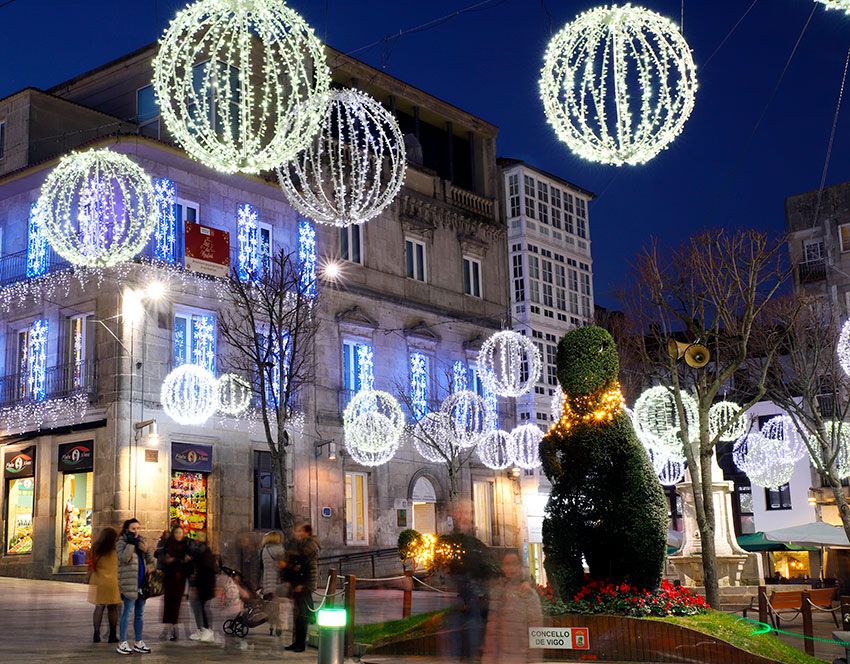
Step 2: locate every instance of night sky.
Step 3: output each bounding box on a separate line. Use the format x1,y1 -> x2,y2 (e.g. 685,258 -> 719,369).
2,0 -> 849,307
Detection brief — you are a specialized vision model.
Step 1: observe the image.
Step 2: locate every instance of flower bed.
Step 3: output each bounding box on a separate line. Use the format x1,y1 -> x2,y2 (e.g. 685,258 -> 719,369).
538,579 -> 708,618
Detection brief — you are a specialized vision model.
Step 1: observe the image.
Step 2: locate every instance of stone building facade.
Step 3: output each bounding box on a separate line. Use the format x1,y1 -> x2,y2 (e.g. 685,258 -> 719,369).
0,43 -> 523,580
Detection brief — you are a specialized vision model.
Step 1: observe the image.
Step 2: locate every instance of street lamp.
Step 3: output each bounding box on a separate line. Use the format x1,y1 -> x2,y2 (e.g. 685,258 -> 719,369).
134,419 -> 159,447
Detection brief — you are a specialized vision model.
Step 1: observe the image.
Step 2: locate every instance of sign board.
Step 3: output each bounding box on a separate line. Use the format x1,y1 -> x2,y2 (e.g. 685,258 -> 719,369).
396,509 -> 408,528
58,441 -> 94,473
4,446 -> 35,479
185,222 -> 230,278
529,627 -> 590,650
172,443 -> 213,473
321,506 -> 333,519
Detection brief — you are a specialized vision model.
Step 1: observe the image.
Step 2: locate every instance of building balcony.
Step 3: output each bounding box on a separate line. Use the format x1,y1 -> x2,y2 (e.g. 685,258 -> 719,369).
0,360 -> 97,409
797,259 -> 826,284
447,183 -> 494,220
0,249 -> 71,288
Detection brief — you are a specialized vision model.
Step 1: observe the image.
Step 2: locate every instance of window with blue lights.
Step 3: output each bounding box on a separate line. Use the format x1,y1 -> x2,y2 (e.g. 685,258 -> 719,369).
343,340 -> 374,393
409,352 -> 429,420
257,330 -> 289,409
153,178 -> 177,263
173,310 -> 216,373
237,203 -> 259,281
299,218 -> 317,297
26,202 -> 49,278
469,363 -> 497,429
16,319 -> 48,402
452,360 -> 468,393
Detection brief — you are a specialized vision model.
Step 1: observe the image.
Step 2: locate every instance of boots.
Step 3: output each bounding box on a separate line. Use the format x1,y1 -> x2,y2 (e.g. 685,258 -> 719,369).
93,629 -> 101,643
108,627 -> 118,644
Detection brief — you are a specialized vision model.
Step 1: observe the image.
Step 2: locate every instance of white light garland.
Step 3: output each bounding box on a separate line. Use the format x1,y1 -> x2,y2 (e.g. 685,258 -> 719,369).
477,429 -> 518,470
478,331 -> 542,398
657,458 -> 686,486
345,412 -> 401,467
817,0 -> 850,15
217,373 -> 252,415
0,393 -> 89,436
161,364 -> 219,426
441,390 -> 490,449
732,433 -> 759,473
761,415 -> 806,463
410,412 -> 453,463
743,434 -> 796,489
550,385 -> 565,421
540,4 -> 698,166
708,401 -> 750,442
633,385 -> 698,448
511,423 -> 544,469
838,319 -> 850,377
37,149 -> 158,268
152,0 -> 330,174
278,89 -> 407,227
343,390 -> 405,453
809,420 -> 850,479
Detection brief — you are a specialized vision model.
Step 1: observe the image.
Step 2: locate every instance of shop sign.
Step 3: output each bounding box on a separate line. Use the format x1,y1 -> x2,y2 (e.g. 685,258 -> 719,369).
529,627 -> 590,650
172,443 -> 213,473
185,223 -> 230,278
58,441 -> 94,473
4,446 -> 35,479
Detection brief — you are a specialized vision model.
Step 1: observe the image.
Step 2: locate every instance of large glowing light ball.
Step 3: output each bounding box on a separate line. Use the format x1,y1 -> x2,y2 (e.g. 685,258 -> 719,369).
657,458 -> 686,486
441,390 -> 490,449
743,434 -> 796,489
761,415 -> 806,463
37,149 -> 158,268
540,4 -> 698,166
278,89 -> 407,227
732,433 -> 761,473
343,390 -> 404,453
633,385 -> 698,444
152,0 -> 330,174
478,331 -> 542,398
161,364 -> 219,425
817,0 -> 850,15
345,413 -> 400,467
477,429 -> 518,470
218,373 -> 252,415
511,424 -> 544,470
708,401 -> 750,442
411,413 -> 452,463
838,319 -> 850,377
550,386 -> 565,421
809,420 -> 850,479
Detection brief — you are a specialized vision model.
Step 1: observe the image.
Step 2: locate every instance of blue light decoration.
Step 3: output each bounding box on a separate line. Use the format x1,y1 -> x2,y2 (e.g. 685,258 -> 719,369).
410,352 -> 429,421
452,360 -> 468,393
27,319 -> 48,402
237,203 -> 259,281
298,218 -> 317,297
259,329 -> 289,409
191,313 -> 217,373
173,316 -> 188,367
357,344 -> 374,391
153,178 -> 177,263
470,364 -> 498,430
78,178 -> 108,257
26,202 -> 49,278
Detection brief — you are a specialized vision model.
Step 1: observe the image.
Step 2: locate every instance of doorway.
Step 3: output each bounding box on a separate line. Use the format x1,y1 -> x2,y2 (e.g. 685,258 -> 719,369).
411,476 -> 437,535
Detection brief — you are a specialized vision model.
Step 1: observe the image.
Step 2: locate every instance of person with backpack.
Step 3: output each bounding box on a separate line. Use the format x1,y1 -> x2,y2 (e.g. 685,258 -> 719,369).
88,527 -> 121,643
116,518 -> 156,655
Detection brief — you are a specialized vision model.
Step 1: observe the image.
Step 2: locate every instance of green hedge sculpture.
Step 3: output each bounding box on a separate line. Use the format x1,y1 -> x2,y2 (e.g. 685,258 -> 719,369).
540,326 -> 668,598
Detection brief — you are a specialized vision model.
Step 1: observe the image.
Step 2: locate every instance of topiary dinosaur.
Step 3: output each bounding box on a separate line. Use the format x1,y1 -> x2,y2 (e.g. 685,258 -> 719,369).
540,326 -> 668,598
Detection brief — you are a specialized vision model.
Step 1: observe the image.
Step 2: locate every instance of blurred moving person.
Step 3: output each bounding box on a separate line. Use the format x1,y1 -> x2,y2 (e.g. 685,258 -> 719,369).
156,525 -> 191,642
88,527 -> 121,644
116,518 -> 156,655
260,531 -> 286,638
188,534 -> 217,642
481,553 -> 543,664
285,523 -> 320,653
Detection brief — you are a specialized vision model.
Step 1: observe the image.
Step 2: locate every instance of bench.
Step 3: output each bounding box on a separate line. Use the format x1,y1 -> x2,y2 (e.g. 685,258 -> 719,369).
743,587 -> 838,628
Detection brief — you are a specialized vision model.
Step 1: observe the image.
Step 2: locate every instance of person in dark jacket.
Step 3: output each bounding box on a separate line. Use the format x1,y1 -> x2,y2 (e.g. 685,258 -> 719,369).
157,526 -> 191,641
188,534 -> 217,642
116,518 -> 156,655
284,524 -> 320,653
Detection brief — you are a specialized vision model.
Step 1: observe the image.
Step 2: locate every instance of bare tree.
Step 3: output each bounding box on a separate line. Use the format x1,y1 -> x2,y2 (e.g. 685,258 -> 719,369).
756,294 -> 850,542
621,229 -> 790,608
217,248 -> 318,537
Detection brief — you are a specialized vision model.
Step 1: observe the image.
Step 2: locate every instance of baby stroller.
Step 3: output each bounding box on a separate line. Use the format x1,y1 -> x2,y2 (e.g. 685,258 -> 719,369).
220,566 -> 268,639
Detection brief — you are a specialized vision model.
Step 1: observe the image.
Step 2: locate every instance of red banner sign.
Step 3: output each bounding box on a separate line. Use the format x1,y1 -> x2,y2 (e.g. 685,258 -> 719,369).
185,223 -> 230,278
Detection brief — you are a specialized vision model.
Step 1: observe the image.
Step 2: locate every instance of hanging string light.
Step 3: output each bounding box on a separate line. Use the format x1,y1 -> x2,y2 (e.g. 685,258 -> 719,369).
152,0 -> 330,174
838,319 -> 850,377
540,4 -> 698,166
511,423 -> 544,470
278,89 -> 407,227
343,390 -> 405,453
550,385 -> 565,421
550,381 -> 625,435
817,0 -> 850,15
410,412 -> 453,463
732,433 -> 761,473
809,420 -> 850,479
345,413 -> 401,467
217,373 -> 252,415
760,415 -> 806,463
441,390 -> 490,449
633,386 -> 698,448
708,401 -> 750,442
743,434 -> 796,489
478,331 -> 542,398
38,149 -> 158,268
477,429 -> 518,470
657,458 -> 686,486
161,364 -> 219,426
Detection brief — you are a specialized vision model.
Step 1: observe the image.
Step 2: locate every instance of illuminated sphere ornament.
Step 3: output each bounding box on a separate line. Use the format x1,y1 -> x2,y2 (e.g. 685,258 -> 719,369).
761,415 -> 806,463
817,0 -> 850,15
743,435 -> 796,489
152,0 -> 330,174
278,89 -> 407,227
838,319 -> 850,377
540,4 -> 698,166
657,458 -> 686,486
161,364 -> 219,426
550,386 -> 565,421
708,401 -> 750,442
441,390 -> 491,449
477,429 -> 518,470
478,331 -> 542,398
345,415 -> 400,467
809,420 -> 850,479
411,413 -> 453,463
634,386 -> 698,444
343,390 -> 405,453
38,149 -> 157,268
511,424 -> 544,470
217,373 -> 252,415
732,433 -> 760,473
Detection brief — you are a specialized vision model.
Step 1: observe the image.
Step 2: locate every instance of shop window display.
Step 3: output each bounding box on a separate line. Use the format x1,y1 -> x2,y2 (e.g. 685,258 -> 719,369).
6,478 -> 34,555
61,472 -> 92,565
772,551 -> 811,580
170,471 -> 207,539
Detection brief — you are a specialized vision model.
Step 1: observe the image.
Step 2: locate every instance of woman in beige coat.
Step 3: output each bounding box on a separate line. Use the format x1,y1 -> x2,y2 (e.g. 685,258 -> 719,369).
88,527 -> 121,643
482,553 -> 544,664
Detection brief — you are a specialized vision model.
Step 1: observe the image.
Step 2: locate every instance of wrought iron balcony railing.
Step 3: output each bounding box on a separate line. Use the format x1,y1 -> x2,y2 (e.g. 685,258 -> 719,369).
0,360 -> 97,409
798,259 -> 826,284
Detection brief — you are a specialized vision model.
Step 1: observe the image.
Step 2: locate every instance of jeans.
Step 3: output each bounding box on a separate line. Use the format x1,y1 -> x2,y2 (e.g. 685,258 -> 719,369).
119,595 -> 146,643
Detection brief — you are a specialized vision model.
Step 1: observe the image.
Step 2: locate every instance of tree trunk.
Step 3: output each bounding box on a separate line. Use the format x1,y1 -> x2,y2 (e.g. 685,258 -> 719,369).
698,448 -> 721,608
273,429 -> 294,538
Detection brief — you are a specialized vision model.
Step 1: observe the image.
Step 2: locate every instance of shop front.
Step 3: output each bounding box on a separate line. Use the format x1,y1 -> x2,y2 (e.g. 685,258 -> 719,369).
4,446 -> 36,556
170,442 -> 212,540
57,441 -> 93,567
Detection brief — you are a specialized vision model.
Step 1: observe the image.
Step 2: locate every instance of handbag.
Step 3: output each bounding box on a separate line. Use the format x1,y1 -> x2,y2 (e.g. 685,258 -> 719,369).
141,570 -> 165,600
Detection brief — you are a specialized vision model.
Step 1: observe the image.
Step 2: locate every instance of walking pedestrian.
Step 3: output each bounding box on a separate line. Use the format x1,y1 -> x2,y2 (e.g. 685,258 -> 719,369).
481,553 -> 543,664
285,523 -> 320,653
260,531 -> 286,638
156,525 -> 191,641
88,527 -> 121,644
116,518 -> 156,655
188,534 -> 217,643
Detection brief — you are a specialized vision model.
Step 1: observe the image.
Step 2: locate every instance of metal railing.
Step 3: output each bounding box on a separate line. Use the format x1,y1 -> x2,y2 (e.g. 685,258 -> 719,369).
798,259 -> 826,284
0,249 -> 71,287
0,360 -> 96,409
